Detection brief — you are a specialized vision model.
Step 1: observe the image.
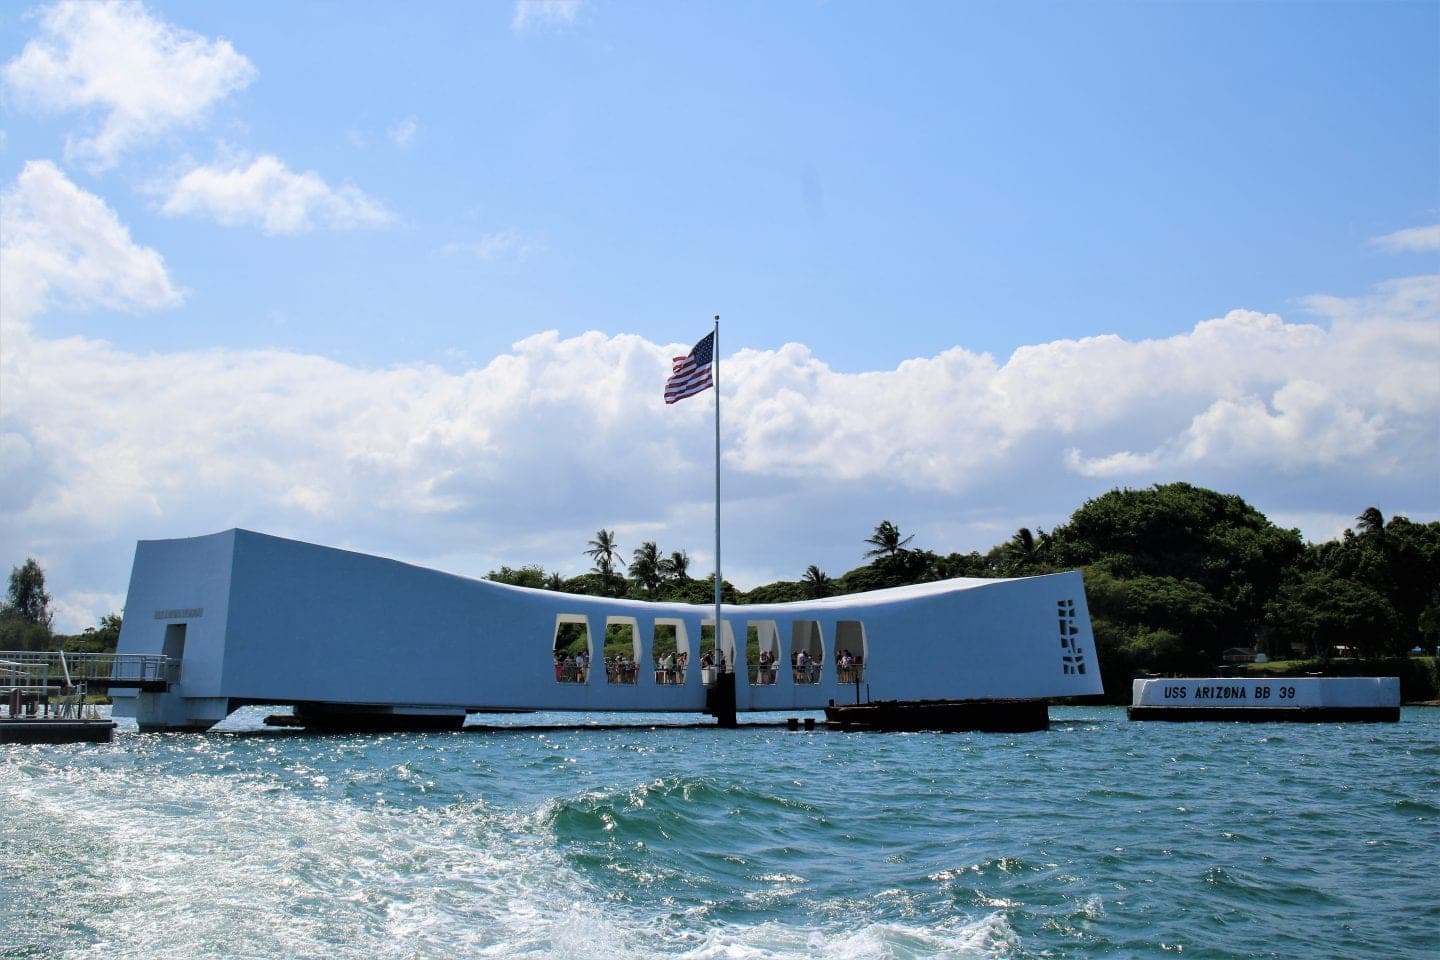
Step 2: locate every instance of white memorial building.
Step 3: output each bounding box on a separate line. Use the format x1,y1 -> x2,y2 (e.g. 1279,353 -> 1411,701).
112,529 -> 1102,731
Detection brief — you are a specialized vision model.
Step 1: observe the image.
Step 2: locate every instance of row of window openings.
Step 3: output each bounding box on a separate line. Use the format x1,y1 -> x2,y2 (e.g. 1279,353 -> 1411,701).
552,617 -> 867,687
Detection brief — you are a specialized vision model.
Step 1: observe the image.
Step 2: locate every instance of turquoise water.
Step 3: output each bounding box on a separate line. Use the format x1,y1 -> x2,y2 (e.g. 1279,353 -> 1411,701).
2,707 -> 1437,959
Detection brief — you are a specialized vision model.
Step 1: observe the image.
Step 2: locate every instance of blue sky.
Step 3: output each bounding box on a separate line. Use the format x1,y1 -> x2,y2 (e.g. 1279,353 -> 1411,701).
1,0 -> 1437,631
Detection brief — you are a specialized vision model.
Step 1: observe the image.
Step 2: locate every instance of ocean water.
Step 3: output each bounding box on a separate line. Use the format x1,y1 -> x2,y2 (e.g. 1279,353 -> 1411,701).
2,707 -> 1436,960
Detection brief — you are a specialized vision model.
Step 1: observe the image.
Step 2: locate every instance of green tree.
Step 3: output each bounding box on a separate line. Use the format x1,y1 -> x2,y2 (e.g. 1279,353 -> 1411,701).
931,551 -> 992,579
837,563 -> 888,594
584,529 -> 625,594
1267,571 -> 1401,660
487,564 -> 549,589
64,612 -> 123,654
743,580 -> 806,604
630,541 -> 663,595
1272,509 -> 1440,657
1355,506 -> 1386,537
863,520 -> 914,560
860,521 -> 937,588
1050,483 -> 1303,661
1380,516 -> 1439,643
659,550 -> 691,583
801,564 -> 833,599
699,573 -> 740,604
0,615 -> 50,651
558,573 -> 599,595
992,527 -> 1053,575
7,558 -> 52,627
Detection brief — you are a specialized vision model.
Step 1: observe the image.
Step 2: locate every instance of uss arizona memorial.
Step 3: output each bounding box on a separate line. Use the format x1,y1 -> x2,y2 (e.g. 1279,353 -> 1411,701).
111,529 -> 1103,731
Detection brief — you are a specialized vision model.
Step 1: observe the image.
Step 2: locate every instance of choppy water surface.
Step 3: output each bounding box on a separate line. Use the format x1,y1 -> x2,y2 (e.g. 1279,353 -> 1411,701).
3,707 -> 1437,959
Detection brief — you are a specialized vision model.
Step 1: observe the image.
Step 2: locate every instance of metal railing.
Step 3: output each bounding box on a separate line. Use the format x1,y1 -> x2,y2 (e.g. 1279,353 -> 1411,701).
0,651 -> 176,691
748,665 -> 780,685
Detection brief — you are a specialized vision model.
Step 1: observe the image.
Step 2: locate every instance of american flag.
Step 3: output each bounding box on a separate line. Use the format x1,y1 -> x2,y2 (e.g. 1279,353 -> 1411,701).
664,331 -> 714,404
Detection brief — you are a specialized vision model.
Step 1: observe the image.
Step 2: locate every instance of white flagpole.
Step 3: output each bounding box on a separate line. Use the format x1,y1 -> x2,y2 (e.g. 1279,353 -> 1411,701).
711,315 -> 722,668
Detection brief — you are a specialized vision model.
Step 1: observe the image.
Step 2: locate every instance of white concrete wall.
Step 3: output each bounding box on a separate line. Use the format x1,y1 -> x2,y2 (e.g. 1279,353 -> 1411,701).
115,529 -> 1103,726
1131,677 -> 1400,708
110,531 -> 237,729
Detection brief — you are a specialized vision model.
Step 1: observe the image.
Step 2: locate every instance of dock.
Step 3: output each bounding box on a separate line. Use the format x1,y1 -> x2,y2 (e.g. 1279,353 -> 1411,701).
2,650 -> 172,744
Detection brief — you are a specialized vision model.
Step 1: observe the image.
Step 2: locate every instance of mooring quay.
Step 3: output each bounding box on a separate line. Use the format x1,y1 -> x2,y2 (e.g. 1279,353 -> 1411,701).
1,650 -> 172,743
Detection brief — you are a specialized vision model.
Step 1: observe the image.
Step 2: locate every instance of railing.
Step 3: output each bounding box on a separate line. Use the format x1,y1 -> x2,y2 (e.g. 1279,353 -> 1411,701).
554,657 -> 692,686
553,661 -> 588,683
792,663 -> 821,685
0,651 -> 176,690
653,665 -> 686,685
605,660 -> 640,685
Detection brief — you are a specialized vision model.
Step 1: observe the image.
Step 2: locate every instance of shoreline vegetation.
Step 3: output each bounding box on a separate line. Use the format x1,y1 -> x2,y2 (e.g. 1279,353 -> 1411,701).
5,483 -> 1437,706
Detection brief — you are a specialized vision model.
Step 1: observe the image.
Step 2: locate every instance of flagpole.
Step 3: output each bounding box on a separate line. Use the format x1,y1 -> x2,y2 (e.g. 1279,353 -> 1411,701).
711,315 -> 722,668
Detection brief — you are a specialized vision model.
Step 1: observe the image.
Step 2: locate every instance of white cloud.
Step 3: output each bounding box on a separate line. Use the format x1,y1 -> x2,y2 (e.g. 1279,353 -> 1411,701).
437,231 -> 543,262
1370,224 -> 1440,254
48,589 -> 126,636
387,116 -> 420,148
2,170 -> 1435,631
1,0 -> 255,170
720,292 -> 1434,493
0,159 -> 183,332
1013,285 -> 1437,486
5,280 -> 1438,632
512,0 -> 582,32
161,154 -> 392,234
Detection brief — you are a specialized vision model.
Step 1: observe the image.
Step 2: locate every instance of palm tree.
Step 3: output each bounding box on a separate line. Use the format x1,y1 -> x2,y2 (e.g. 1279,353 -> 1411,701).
545,571 -> 565,591
1006,527 -> 1038,571
585,529 -> 624,583
1356,507 -> 1386,538
631,541 -> 663,594
659,549 -> 691,583
864,520 -> 914,560
801,564 -> 832,599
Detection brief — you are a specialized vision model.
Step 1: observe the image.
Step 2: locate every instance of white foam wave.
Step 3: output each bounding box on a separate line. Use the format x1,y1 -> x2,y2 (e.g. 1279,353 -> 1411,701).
3,760 -> 650,959
5,756 -> 1017,960
674,914 -> 1020,959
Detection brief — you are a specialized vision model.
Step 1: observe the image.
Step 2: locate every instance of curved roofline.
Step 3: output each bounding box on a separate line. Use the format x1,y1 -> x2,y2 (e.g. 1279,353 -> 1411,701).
208,527 -> 1075,617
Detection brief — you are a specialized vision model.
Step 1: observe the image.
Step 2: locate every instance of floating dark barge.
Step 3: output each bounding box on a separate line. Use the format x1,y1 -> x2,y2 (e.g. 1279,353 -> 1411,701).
824,698 -> 1049,732
1,717 -> 117,744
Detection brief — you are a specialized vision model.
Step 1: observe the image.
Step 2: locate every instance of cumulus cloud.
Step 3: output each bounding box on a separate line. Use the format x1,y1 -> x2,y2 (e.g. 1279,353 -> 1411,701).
161,154 -> 392,234
4,274 -> 1437,631
3,165 -> 1435,629
1,0 -> 255,170
1370,224 -> 1440,254
512,0 -> 582,32
733,288 -> 1437,499
0,159 -> 182,331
